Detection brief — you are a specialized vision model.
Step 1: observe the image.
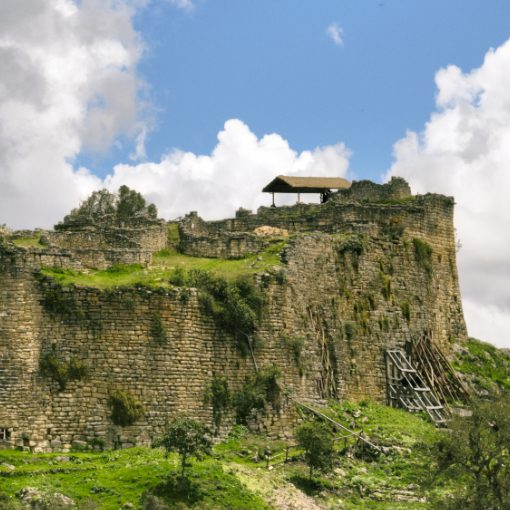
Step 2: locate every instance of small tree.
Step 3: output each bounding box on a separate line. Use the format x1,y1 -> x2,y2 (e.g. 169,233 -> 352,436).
295,421 -> 335,479
431,398 -> 510,509
153,417 -> 212,477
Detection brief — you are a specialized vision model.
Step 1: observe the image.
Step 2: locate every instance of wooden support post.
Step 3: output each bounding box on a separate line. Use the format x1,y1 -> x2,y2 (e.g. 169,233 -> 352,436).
272,192 -> 275,207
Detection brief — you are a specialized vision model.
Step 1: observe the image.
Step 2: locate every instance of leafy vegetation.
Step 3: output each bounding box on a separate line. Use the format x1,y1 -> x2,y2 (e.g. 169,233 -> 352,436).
452,337 -> 510,395
280,332 -> 306,374
40,242 -> 285,289
152,417 -> 212,477
5,398 -> 506,509
401,301 -> 411,323
55,185 -> 158,229
168,269 -> 264,353
430,398 -> 510,509
204,375 -> 231,432
295,421 -> 335,478
234,364 -> 282,424
337,233 -> 366,270
39,352 -> 88,391
109,390 -> 144,427
381,216 -> 406,240
412,238 -> 433,277
150,315 -> 167,345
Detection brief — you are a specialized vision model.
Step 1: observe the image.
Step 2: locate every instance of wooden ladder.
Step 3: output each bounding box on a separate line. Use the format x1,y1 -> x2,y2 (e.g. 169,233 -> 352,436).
385,349 -> 447,426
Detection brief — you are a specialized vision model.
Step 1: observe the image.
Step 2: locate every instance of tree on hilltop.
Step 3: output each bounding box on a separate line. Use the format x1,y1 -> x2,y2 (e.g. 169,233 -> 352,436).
56,186 -> 159,229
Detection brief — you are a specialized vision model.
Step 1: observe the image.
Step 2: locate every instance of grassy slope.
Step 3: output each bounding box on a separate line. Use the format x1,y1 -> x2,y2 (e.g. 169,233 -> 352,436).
40,242 -> 285,289
0,403 -> 440,509
10,236 -> 47,249
452,337 -> 510,395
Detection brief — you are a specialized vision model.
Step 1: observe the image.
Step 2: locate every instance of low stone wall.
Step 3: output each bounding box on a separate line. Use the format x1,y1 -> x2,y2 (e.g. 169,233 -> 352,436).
47,224 -> 168,253
69,249 -> 153,270
179,232 -> 266,259
334,176 -> 412,203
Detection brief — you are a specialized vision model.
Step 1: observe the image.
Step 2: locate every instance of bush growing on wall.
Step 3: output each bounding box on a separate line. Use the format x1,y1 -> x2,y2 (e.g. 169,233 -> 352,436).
109,390 -> 144,426
168,269 -> 263,354
150,315 -> 167,345
39,353 -> 88,391
413,238 -> 433,277
204,375 -> 231,432
234,364 -> 282,424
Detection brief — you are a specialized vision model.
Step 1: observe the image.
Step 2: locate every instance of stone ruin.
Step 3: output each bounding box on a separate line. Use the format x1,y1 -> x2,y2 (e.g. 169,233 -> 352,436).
0,178 -> 467,451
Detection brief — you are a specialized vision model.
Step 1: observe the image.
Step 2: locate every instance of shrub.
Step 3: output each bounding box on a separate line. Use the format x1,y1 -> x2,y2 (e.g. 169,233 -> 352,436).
150,315 -> 167,345
431,398 -> 510,509
382,216 -> 405,240
295,421 -> 335,478
204,376 -> 231,431
401,301 -> 411,323
39,353 -> 69,390
344,321 -> 356,341
39,352 -> 87,391
413,238 -> 433,277
234,364 -> 281,424
152,417 -> 212,477
109,390 -> 144,427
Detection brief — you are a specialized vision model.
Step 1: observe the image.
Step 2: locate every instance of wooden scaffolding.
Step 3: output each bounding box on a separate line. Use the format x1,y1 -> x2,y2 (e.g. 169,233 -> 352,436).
385,349 -> 447,426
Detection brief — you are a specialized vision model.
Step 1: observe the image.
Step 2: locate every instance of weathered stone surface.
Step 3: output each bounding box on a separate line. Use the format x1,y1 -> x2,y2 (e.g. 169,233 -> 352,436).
0,179 -> 466,451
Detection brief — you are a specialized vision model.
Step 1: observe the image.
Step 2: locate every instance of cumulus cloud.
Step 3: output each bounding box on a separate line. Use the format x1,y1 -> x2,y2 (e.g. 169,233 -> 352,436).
0,0 -> 147,228
105,118 -> 352,220
386,39 -> 510,347
326,23 -> 344,46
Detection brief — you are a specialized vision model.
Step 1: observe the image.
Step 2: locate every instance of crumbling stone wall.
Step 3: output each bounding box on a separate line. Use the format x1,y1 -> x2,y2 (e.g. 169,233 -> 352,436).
46,225 -> 167,252
43,224 -> 167,269
0,179 -> 467,452
180,193 -> 454,260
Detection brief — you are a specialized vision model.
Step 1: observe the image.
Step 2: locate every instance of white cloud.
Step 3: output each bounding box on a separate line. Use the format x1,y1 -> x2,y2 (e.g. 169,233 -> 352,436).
386,39 -> 510,347
326,23 -> 344,46
166,0 -> 194,10
0,0 -> 147,228
104,118 -> 352,220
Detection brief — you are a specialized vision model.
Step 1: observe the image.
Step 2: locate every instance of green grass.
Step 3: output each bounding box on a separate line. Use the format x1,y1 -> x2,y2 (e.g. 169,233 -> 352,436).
10,236 -> 46,249
0,448 -> 169,509
453,337 -> 510,394
0,402 -> 451,509
40,242 -> 286,289
0,448 -> 270,510
167,223 -> 180,245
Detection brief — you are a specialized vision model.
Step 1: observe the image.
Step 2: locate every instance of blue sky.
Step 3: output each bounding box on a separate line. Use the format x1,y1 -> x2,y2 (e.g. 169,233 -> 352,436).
81,0 -> 510,180
2,0 -> 510,345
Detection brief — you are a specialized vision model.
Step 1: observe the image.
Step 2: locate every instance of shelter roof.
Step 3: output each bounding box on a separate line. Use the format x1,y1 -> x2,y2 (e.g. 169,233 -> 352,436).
262,175 -> 351,194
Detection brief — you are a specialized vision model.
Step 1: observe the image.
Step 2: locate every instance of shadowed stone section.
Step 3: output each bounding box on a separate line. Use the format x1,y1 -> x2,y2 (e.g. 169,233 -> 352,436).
0,178 -> 467,452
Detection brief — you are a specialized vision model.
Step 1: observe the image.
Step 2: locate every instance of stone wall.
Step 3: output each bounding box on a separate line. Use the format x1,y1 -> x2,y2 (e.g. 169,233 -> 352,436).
179,193 -> 454,259
0,179 -> 467,452
44,224 -> 167,269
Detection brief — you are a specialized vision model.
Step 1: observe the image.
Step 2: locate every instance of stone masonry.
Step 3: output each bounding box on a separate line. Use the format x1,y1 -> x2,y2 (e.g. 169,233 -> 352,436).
0,178 -> 467,452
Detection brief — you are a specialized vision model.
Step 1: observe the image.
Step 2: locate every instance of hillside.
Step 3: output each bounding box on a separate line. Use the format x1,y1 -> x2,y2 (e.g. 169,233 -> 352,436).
0,401 -> 441,510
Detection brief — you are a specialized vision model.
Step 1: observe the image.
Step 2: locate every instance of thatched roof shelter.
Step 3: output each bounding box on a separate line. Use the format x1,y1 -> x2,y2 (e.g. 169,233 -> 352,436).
262,175 -> 351,194
262,175 -> 351,205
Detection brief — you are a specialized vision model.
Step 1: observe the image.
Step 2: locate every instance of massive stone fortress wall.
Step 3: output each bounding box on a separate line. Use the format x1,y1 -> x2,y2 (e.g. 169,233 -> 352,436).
0,178 -> 467,452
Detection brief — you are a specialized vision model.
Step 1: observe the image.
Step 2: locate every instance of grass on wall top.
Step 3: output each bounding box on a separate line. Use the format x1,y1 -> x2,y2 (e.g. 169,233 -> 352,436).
40,242 -> 285,289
